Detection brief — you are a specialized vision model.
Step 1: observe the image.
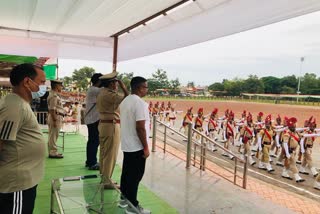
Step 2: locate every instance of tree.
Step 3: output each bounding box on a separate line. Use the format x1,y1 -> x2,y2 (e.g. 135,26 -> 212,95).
118,72 -> 134,91
169,78 -> 181,94
280,75 -> 298,90
63,76 -> 73,89
280,86 -> 295,94
151,69 -> 170,89
147,78 -> 162,93
72,67 -> 95,92
223,79 -> 244,96
300,73 -> 319,94
261,76 -> 281,94
208,82 -> 224,91
243,75 -> 264,93
187,82 -> 195,88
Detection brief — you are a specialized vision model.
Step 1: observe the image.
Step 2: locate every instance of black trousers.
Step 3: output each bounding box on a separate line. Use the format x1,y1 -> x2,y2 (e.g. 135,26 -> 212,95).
86,120 -> 100,167
0,185 -> 37,214
120,150 -> 146,207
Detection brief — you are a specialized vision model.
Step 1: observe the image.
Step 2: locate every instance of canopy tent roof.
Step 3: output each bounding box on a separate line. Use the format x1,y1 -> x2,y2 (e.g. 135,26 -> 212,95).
1,0 -> 320,62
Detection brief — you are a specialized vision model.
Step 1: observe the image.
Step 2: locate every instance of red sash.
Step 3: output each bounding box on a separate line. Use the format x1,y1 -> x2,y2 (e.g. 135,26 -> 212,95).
245,126 -> 253,136
186,114 -> 192,122
209,119 -> 217,129
264,129 -> 272,141
196,117 -> 203,127
227,123 -> 234,136
308,131 -> 315,142
288,132 -> 300,143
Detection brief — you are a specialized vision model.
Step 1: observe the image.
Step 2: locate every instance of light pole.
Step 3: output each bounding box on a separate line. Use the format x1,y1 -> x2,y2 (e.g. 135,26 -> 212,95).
297,57 -> 304,102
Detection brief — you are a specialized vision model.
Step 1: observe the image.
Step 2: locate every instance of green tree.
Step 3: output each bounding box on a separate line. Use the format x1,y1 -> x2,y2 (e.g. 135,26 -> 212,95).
72,67 -> 95,92
280,86 -> 295,94
223,78 -> 244,96
118,72 -> 134,91
147,78 -> 162,93
151,69 -> 170,89
300,73 -> 318,94
208,82 -> 224,91
187,81 -> 195,88
63,76 -> 73,89
169,78 -> 181,95
243,75 -> 264,93
261,76 -> 281,94
280,75 -> 298,90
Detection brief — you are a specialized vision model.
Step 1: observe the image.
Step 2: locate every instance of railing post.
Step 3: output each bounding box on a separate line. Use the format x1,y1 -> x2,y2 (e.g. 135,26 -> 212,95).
152,115 -> 157,152
200,136 -> 204,170
163,126 -> 167,153
243,155 -> 248,189
202,140 -> 206,171
186,123 -> 192,168
234,157 -> 238,185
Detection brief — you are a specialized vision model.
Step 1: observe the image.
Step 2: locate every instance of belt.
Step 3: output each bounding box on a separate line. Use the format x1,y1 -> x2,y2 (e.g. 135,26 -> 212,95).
263,141 -> 271,145
100,119 -> 120,124
169,117 -> 176,120
306,145 -> 313,148
56,112 -> 65,116
208,129 -> 216,132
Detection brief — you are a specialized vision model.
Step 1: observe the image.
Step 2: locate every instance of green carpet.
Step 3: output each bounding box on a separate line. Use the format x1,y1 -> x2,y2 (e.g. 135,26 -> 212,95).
34,133 -> 178,214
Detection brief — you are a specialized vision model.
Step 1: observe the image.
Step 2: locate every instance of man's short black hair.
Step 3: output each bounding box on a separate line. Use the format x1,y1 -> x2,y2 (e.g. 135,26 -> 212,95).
130,76 -> 147,91
91,73 -> 102,85
10,63 -> 39,86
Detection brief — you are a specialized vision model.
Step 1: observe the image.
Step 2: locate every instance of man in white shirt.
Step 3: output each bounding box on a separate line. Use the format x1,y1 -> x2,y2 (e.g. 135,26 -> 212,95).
119,77 -> 151,214
84,73 -> 102,170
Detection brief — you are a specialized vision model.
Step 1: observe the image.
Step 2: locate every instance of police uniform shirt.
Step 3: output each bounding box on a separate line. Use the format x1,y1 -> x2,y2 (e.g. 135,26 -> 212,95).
259,129 -> 274,143
283,131 -> 300,150
47,90 -> 64,121
0,94 -> 45,193
96,88 -> 123,121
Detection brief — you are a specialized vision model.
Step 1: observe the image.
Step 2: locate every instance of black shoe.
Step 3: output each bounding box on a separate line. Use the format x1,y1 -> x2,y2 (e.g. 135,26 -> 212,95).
281,176 -> 292,180
49,154 -> 64,159
296,179 -> 305,183
299,171 -> 309,175
268,169 -> 275,173
88,163 -> 100,170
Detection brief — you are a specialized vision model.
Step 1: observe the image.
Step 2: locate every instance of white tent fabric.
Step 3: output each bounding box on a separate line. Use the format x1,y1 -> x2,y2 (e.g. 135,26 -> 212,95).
1,0 -> 320,61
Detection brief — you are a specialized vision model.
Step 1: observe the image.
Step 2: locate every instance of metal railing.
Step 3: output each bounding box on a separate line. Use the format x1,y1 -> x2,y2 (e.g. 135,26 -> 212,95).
152,115 -> 248,189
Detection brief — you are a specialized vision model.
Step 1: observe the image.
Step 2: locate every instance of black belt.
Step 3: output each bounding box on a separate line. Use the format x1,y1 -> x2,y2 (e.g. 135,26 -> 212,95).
263,142 -> 271,145
305,145 -> 313,148
208,129 -> 216,132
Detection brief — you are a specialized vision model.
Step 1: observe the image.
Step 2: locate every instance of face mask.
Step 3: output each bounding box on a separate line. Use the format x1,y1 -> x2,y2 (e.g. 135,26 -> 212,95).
32,85 -> 47,99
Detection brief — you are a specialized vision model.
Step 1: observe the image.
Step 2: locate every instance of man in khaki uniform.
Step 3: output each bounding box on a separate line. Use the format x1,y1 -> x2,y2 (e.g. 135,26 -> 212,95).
239,113 -> 256,166
96,72 -> 128,188
0,63 -> 46,213
47,79 -> 64,158
257,115 -> 275,172
299,119 -> 318,176
281,117 -> 305,183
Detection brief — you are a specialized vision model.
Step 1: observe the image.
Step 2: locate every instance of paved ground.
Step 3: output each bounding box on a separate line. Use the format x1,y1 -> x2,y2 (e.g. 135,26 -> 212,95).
153,124 -> 320,214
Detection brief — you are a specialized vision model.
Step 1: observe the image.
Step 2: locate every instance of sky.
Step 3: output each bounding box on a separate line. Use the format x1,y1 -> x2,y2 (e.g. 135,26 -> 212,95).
58,11 -> 320,86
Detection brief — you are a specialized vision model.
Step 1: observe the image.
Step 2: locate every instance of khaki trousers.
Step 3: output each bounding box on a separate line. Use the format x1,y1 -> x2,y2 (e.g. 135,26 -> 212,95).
48,116 -> 62,156
285,151 -> 298,174
316,174 -> 320,182
261,144 -> 271,163
302,148 -> 313,168
243,142 -> 252,157
99,123 -> 120,184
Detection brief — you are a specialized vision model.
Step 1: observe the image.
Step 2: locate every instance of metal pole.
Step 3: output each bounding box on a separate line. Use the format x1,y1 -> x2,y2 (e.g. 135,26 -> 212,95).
202,142 -> 206,171
243,155 -> 248,189
164,126 -> 167,153
234,158 -> 237,185
152,115 -> 157,152
200,136 -> 204,170
112,36 -> 118,72
186,123 -> 192,168
297,57 -> 304,102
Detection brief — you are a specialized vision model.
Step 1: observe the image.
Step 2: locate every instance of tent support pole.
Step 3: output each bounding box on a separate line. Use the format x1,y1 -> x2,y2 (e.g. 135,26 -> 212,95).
112,36 -> 118,72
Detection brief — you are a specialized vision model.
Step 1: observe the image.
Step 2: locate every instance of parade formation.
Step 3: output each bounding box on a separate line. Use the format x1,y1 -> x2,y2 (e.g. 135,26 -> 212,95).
148,101 -> 320,190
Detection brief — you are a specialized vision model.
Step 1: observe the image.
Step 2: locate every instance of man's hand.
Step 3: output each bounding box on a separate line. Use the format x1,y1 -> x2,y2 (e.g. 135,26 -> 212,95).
143,147 -> 150,159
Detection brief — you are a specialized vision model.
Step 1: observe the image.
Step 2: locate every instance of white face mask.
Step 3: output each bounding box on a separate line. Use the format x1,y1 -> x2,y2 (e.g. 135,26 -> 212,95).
32,85 -> 47,99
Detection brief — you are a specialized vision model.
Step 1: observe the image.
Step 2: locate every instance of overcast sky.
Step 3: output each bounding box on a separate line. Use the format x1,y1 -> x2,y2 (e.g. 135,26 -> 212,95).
58,11 -> 320,86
